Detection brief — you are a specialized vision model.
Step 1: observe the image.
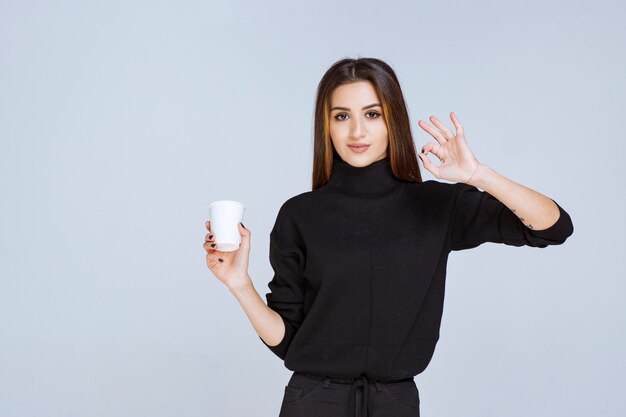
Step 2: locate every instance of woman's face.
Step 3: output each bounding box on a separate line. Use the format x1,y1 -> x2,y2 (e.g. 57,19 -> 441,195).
329,80 -> 388,167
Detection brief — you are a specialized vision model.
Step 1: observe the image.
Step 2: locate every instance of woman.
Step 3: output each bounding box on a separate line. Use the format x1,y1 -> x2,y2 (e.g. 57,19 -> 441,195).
203,58 -> 574,417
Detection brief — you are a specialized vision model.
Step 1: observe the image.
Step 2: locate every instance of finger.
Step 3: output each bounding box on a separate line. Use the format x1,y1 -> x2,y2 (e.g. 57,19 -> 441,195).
203,240 -> 218,251
418,151 -> 441,178
418,119 -> 448,146
205,251 -> 224,265
205,220 -> 211,231
429,115 -> 455,140
238,222 -> 251,246
421,142 -> 446,162
205,232 -> 214,242
450,112 -> 464,136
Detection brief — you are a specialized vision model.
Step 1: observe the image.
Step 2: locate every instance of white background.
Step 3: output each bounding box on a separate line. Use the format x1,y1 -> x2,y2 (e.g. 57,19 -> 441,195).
1,0 -> 624,416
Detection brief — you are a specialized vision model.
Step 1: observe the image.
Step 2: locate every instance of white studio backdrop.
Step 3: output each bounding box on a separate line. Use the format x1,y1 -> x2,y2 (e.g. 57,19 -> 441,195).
1,1 -> 624,416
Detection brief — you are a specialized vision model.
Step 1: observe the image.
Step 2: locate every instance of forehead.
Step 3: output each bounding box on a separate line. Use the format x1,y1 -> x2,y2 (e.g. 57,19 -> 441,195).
330,81 -> 380,106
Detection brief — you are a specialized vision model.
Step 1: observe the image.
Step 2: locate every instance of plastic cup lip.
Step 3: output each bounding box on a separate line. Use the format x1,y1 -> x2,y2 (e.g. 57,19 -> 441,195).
208,200 -> 245,210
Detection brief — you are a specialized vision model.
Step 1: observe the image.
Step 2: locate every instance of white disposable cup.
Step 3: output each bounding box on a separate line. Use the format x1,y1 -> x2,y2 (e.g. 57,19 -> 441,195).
208,200 -> 245,252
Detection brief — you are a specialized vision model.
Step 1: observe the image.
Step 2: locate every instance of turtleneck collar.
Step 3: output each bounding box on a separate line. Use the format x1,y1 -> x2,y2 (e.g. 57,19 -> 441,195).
324,153 -> 403,197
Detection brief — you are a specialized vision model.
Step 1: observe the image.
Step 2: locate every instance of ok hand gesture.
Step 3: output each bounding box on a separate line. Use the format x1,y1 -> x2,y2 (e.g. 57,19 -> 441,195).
417,112 -> 481,184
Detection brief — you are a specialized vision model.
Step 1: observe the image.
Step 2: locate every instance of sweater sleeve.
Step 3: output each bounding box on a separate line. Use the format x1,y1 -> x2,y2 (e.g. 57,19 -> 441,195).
258,201 -> 306,360
449,182 -> 574,251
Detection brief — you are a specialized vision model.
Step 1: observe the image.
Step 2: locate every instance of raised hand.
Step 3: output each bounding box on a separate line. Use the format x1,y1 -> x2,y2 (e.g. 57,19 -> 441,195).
417,112 -> 481,184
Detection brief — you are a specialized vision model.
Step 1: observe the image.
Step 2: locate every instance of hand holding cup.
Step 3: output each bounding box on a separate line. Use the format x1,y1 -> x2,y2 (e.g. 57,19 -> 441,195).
204,221 -> 251,290
204,199 -> 251,290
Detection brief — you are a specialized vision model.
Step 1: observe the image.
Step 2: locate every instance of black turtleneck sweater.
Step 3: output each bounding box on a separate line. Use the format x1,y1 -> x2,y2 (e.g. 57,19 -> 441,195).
258,154 -> 574,381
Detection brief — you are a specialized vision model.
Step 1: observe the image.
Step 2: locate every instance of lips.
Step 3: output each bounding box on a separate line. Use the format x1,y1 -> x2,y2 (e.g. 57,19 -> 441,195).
348,144 -> 370,153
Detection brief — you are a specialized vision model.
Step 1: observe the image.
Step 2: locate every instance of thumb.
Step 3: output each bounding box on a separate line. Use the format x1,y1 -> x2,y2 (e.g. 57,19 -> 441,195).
418,152 -> 439,177
238,222 -> 251,246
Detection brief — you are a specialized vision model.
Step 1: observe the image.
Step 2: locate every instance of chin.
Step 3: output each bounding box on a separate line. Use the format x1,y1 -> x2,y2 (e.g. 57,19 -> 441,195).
340,149 -> 385,167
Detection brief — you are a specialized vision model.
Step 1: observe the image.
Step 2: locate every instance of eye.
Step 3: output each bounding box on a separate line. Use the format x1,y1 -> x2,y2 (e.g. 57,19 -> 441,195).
333,111 -> 381,121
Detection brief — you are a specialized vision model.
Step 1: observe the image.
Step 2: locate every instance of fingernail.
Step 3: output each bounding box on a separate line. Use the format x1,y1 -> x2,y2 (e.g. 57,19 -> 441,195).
218,258 -> 224,262
211,243 -> 216,247
209,235 -> 213,239
241,222 -> 246,229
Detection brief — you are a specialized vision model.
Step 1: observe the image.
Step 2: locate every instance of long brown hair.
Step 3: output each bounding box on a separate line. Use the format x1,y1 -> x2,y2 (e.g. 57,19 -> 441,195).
312,57 -> 423,190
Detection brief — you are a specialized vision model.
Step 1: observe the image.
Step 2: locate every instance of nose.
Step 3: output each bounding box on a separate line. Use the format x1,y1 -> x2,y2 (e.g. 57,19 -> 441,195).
349,118 -> 366,139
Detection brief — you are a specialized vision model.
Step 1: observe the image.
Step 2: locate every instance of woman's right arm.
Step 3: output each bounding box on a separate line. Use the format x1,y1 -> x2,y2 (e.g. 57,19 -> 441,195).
228,279 -> 285,347
203,221 -> 285,347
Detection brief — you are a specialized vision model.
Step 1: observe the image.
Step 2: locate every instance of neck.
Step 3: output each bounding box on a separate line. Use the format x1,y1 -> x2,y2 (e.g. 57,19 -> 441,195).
324,153 -> 402,197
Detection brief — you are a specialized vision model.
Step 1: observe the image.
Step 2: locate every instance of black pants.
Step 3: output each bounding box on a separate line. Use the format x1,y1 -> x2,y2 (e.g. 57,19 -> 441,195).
278,371 -> 420,417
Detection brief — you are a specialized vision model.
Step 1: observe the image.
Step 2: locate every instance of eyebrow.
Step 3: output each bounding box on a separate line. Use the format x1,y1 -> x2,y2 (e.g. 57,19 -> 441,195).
330,103 -> 381,112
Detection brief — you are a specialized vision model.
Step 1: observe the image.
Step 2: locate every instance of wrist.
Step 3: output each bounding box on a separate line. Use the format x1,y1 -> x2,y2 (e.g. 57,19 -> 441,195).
466,162 -> 491,188
228,274 -> 254,295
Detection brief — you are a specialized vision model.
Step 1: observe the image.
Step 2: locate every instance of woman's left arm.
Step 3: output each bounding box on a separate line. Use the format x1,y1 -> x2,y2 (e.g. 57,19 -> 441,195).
417,112 -> 563,231
464,163 -> 560,231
